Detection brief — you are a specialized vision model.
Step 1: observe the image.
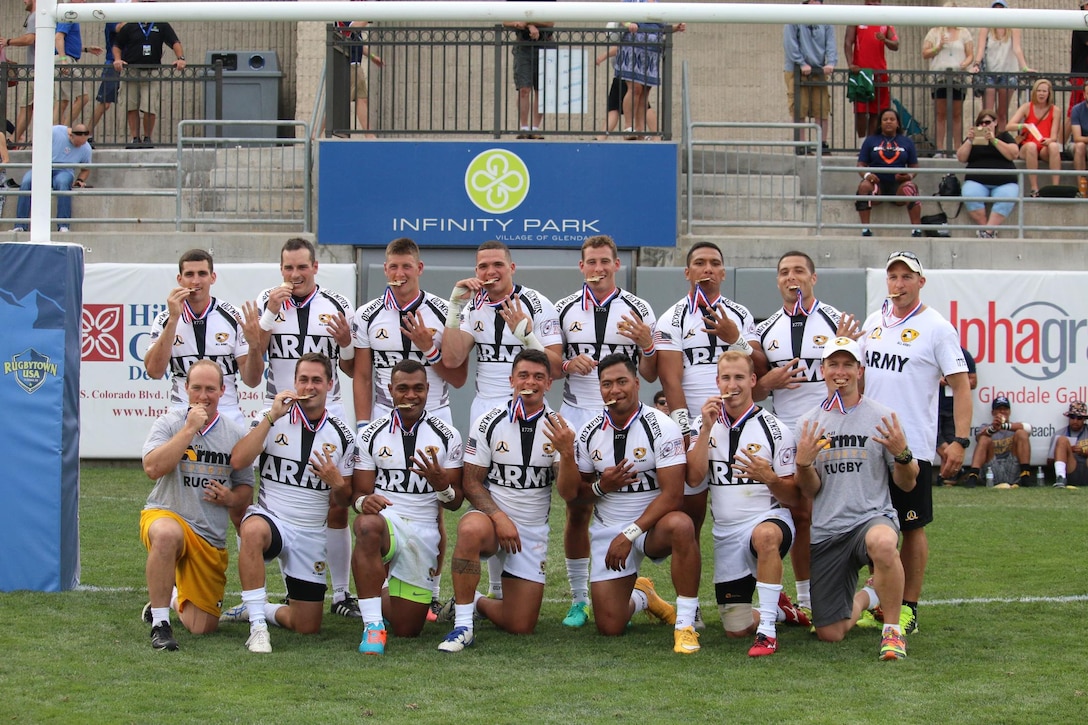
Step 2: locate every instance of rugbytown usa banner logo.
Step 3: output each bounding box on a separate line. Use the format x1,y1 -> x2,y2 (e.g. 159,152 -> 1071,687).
465,149 -> 530,213
4,348 -> 58,394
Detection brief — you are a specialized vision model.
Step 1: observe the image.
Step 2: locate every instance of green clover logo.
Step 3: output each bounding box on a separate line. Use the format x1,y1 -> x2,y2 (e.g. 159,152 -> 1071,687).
465,149 -> 530,213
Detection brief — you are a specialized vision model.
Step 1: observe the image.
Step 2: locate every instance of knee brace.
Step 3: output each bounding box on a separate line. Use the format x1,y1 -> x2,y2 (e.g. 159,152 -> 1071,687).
718,603 -> 755,633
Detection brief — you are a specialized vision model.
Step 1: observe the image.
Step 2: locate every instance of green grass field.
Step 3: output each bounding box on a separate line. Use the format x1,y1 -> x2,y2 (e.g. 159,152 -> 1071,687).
1,465 -> 1085,723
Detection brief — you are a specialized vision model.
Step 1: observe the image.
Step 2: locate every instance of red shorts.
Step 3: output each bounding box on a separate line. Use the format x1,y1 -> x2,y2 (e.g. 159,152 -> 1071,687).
854,72 -> 890,114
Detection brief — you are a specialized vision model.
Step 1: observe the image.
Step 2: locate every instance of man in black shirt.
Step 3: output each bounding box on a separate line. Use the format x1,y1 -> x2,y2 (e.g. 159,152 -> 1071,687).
112,17 -> 186,147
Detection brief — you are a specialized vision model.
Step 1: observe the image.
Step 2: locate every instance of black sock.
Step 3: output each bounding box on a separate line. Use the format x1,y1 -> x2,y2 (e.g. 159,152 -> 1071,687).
902,600 -> 918,613
1019,464 -> 1032,475
964,467 -> 979,478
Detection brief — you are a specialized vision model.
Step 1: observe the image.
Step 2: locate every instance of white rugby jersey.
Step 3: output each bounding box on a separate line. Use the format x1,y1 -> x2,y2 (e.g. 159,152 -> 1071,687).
258,285 -> 354,406
254,405 -> 357,529
355,410 -> 463,522
554,286 -> 657,410
656,293 -> 759,410
458,284 -> 561,399
463,403 -> 558,525
860,305 -> 968,462
690,405 -> 796,537
148,298 -> 250,411
575,404 -> 686,525
352,289 -> 451,411
755,301 -> 843,431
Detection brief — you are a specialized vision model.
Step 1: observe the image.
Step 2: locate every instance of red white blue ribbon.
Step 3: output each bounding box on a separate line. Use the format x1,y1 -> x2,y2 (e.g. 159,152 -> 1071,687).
789,290 -> 818,317
687,287 -> 718,315
719,402 -> 758,429
289,401 -> 327,431
197,410 -> 220,436
508,396 -> 545,423
182,298 -> 212,324
287,286 -> 319,310
880,298 -> 923,329
384,287 -> 423,312
602,403 -> 642,431
582,284 -> 620,312
821,390 -> 859,415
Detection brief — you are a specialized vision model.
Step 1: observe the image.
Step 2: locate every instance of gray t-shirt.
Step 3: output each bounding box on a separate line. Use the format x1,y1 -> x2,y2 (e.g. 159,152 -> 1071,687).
142,408 -> 254,549
800,396 -> 898,544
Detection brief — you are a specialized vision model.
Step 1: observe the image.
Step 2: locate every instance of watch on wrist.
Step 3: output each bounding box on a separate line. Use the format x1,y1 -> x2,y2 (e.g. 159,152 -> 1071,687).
894,448 -> 914,465
954,436 -> 971,449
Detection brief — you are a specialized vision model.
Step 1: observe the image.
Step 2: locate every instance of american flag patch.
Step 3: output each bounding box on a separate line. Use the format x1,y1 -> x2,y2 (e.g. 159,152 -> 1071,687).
654,330 -> 671,343
465,437 -> 478,456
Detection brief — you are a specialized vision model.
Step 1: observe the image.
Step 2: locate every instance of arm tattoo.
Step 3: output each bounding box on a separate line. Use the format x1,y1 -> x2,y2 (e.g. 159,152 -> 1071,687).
462,463 -> 500,516
451,557 -> 481,575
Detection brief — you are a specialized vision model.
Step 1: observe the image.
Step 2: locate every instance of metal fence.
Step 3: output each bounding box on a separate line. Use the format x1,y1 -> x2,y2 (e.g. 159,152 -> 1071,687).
324,24 -> 677,140
793,69 -> 1082,155
0,62 -> 230,148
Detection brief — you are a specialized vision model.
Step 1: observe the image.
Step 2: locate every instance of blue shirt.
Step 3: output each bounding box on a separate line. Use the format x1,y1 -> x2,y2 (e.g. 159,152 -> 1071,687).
51,125 -> 93,166
56,22 -> 82,61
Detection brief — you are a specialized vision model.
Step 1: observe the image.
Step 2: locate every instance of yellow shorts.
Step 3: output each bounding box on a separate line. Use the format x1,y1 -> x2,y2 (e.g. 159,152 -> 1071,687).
381,515 -> 433,603
140,509 -> 228,617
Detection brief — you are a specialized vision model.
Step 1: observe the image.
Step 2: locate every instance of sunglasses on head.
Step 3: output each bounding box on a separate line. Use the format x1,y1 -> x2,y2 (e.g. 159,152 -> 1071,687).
888,251 -> 919,261
72,130 -> 90,136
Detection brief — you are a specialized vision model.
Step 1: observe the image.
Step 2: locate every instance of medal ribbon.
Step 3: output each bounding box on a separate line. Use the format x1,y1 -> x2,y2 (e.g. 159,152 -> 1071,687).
287,286 -> 320,310
789,291 -> 818,317
383,286 -> 423,312
687,287 -> 718,315
388,408 -> 423,435
602,403 -> 642,431
880,297 -> 923,329
197,410 -> 220,436
582,284 -> 620,312
289,401 -> 327,432
181,297 -> 212,324
719,401 -> 758,429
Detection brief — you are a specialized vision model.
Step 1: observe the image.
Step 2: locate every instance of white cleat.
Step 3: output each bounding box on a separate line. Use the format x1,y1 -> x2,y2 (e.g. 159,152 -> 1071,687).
246,626 -> 272,654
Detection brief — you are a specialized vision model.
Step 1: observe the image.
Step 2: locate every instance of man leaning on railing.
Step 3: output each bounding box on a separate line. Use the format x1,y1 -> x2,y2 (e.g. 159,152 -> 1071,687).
112,13 -> 186,149
13,124 -> 92,234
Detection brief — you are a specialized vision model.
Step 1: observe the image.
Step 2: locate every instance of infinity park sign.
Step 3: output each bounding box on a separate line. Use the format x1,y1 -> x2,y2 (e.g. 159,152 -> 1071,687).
317,141 -> 678,248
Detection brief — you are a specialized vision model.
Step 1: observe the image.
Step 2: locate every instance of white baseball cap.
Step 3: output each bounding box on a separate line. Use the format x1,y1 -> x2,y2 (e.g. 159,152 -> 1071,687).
886,250 -> 923,274
822,336 -> 863,362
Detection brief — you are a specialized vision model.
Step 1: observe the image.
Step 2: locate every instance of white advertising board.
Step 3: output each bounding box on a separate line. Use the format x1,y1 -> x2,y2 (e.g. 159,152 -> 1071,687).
81,263 -> 356,459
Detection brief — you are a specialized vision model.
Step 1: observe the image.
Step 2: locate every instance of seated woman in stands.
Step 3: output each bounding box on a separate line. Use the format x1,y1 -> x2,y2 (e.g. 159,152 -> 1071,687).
1008,78 -> 1063,196
855,107 -> 922,237
955,109 -> 1020,238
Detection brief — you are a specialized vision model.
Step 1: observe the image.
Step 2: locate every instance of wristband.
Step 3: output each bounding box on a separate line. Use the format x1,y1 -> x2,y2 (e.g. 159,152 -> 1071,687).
356,419 -> 370,432
641,341 -> 656,357
591,480 -> 605,498
1001,422 -> 1010,430
727,337 -> 752,355
258,308 -> 277,331
621,523 -> 643,542
435,486 -> 456,503
561,359 -> 572,373
352,495 -> 367,514
513,318 -> 545,351
423,344 -> 443,364
339,345 -> 355,361
670,408 -> 690,436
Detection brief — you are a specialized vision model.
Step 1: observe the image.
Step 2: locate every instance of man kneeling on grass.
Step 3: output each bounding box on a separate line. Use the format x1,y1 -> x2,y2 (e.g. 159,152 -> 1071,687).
139,360 -> 253,651
794,337 -> 917,661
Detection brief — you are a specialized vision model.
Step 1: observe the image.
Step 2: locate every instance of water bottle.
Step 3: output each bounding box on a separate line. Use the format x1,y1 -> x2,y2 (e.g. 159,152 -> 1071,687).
985,467 -> 994,487
1037,466 -> 1045,487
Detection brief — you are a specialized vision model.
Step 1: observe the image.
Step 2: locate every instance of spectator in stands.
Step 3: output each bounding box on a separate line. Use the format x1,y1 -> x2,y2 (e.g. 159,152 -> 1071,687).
112,13 -> 186,147
87,3 -> 130,146
653,390 -> 669,414
959,395 -> 1034,489
1069,96 -> 1088,197
969,2 -> 1033,134
844,0 -> 899,139
2,0 -> 37,144
937,347 -> 977,485
1008,78 -> 1063,196
955,109 -> 1020,238
922,6 -> 973,156
13,124 -> 92,234
1069,2 -> 1088,112
55,18 -> 102,127
783,0 -> 837,155
1048,400 -> 1087,489
855,107 -> 922,237
504,1 -> 555,139
612,2 -> 684,140
335,11 -> 384,137
595,26 -> 658,139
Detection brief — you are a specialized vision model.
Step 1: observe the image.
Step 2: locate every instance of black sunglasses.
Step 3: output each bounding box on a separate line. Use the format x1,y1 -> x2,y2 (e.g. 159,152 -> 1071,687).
888,251 -> 920,261
72,130 -> 90,136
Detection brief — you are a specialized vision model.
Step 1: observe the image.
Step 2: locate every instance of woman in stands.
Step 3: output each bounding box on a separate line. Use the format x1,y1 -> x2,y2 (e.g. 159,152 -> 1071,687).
922,3 -> 974,156
969,0 -> 1033,133
1008,78 -> 1064,196
956,109 -> 1020,238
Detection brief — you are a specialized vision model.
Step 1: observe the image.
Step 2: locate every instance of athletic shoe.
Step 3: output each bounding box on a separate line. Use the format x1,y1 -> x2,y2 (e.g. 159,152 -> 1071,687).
562,602 -> 590,628
141,602 -> 153,625
634,577 -> 676,625
693,605 -> 706,631
330,594 -> 360,618
57,225 -> 70,233
673,626 -> 701,654
899,606 -> 918,635
856,610 -> 882,629
880,630 -> 907,660
960,473 -> 980,489
434,596 -> 456,623
427,598 -> 442,623
798,605 -> 812,625
748,632 -> 777,657
150,622 -> 178,651
437,626 -> 475,653
777,591 -> 811,627
246,625 -> 272,654
1017,471 -> 1034,488
358,622 -> 387,656
861,228 -> 873,237
993,482 -> 1012,490
1054,476 -> 1067,488
219,603 -> 249,623
910,229 -> 923,238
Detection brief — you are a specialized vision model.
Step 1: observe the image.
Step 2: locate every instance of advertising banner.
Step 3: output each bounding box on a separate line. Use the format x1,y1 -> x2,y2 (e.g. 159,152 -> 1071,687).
317,141 -> 678,248
867,269 -> 1088,465
0,243 -> 82,591
81,263 -> 356,459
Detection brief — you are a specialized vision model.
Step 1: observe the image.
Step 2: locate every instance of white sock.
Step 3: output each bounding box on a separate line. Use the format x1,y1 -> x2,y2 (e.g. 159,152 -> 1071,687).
242,587 -> 267,627
487,557 -> 504,598
170,586 -> 179,612
264,602 -> 286,627
675,595 -> 699,630
326,525 -> 352,602
150,606 -> 170,626
454,603 -> 475,630
756,582 -> 782,637
862,586 -> 880,611
630,588 -> 649,615
796,579 -> 811,609
432,577 -> 441,600
359,596 -> 383,625
883,623 -> 902,636
1055,461 -> 1067,478
566,558 -> 590,605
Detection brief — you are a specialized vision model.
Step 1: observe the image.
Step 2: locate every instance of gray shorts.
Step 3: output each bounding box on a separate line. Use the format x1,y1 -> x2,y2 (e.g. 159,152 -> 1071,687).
512,43 -> 539,89
810,515 -> 899,628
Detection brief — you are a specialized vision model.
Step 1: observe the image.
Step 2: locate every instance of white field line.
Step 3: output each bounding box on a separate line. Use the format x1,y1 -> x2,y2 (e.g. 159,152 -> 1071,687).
74,585 -> 1088,606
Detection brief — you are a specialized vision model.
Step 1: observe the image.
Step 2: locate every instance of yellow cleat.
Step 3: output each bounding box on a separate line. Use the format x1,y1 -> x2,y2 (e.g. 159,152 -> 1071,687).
673,625 -> 701,654
634,577 -> 676,625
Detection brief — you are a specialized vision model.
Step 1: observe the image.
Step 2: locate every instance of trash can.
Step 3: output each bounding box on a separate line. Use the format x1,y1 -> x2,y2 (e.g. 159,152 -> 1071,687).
204,51 -> 282,138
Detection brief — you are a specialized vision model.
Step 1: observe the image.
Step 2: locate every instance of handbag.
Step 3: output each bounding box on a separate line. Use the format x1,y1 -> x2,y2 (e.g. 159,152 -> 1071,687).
920,212 -> 951,238
932,172 -> 962,232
